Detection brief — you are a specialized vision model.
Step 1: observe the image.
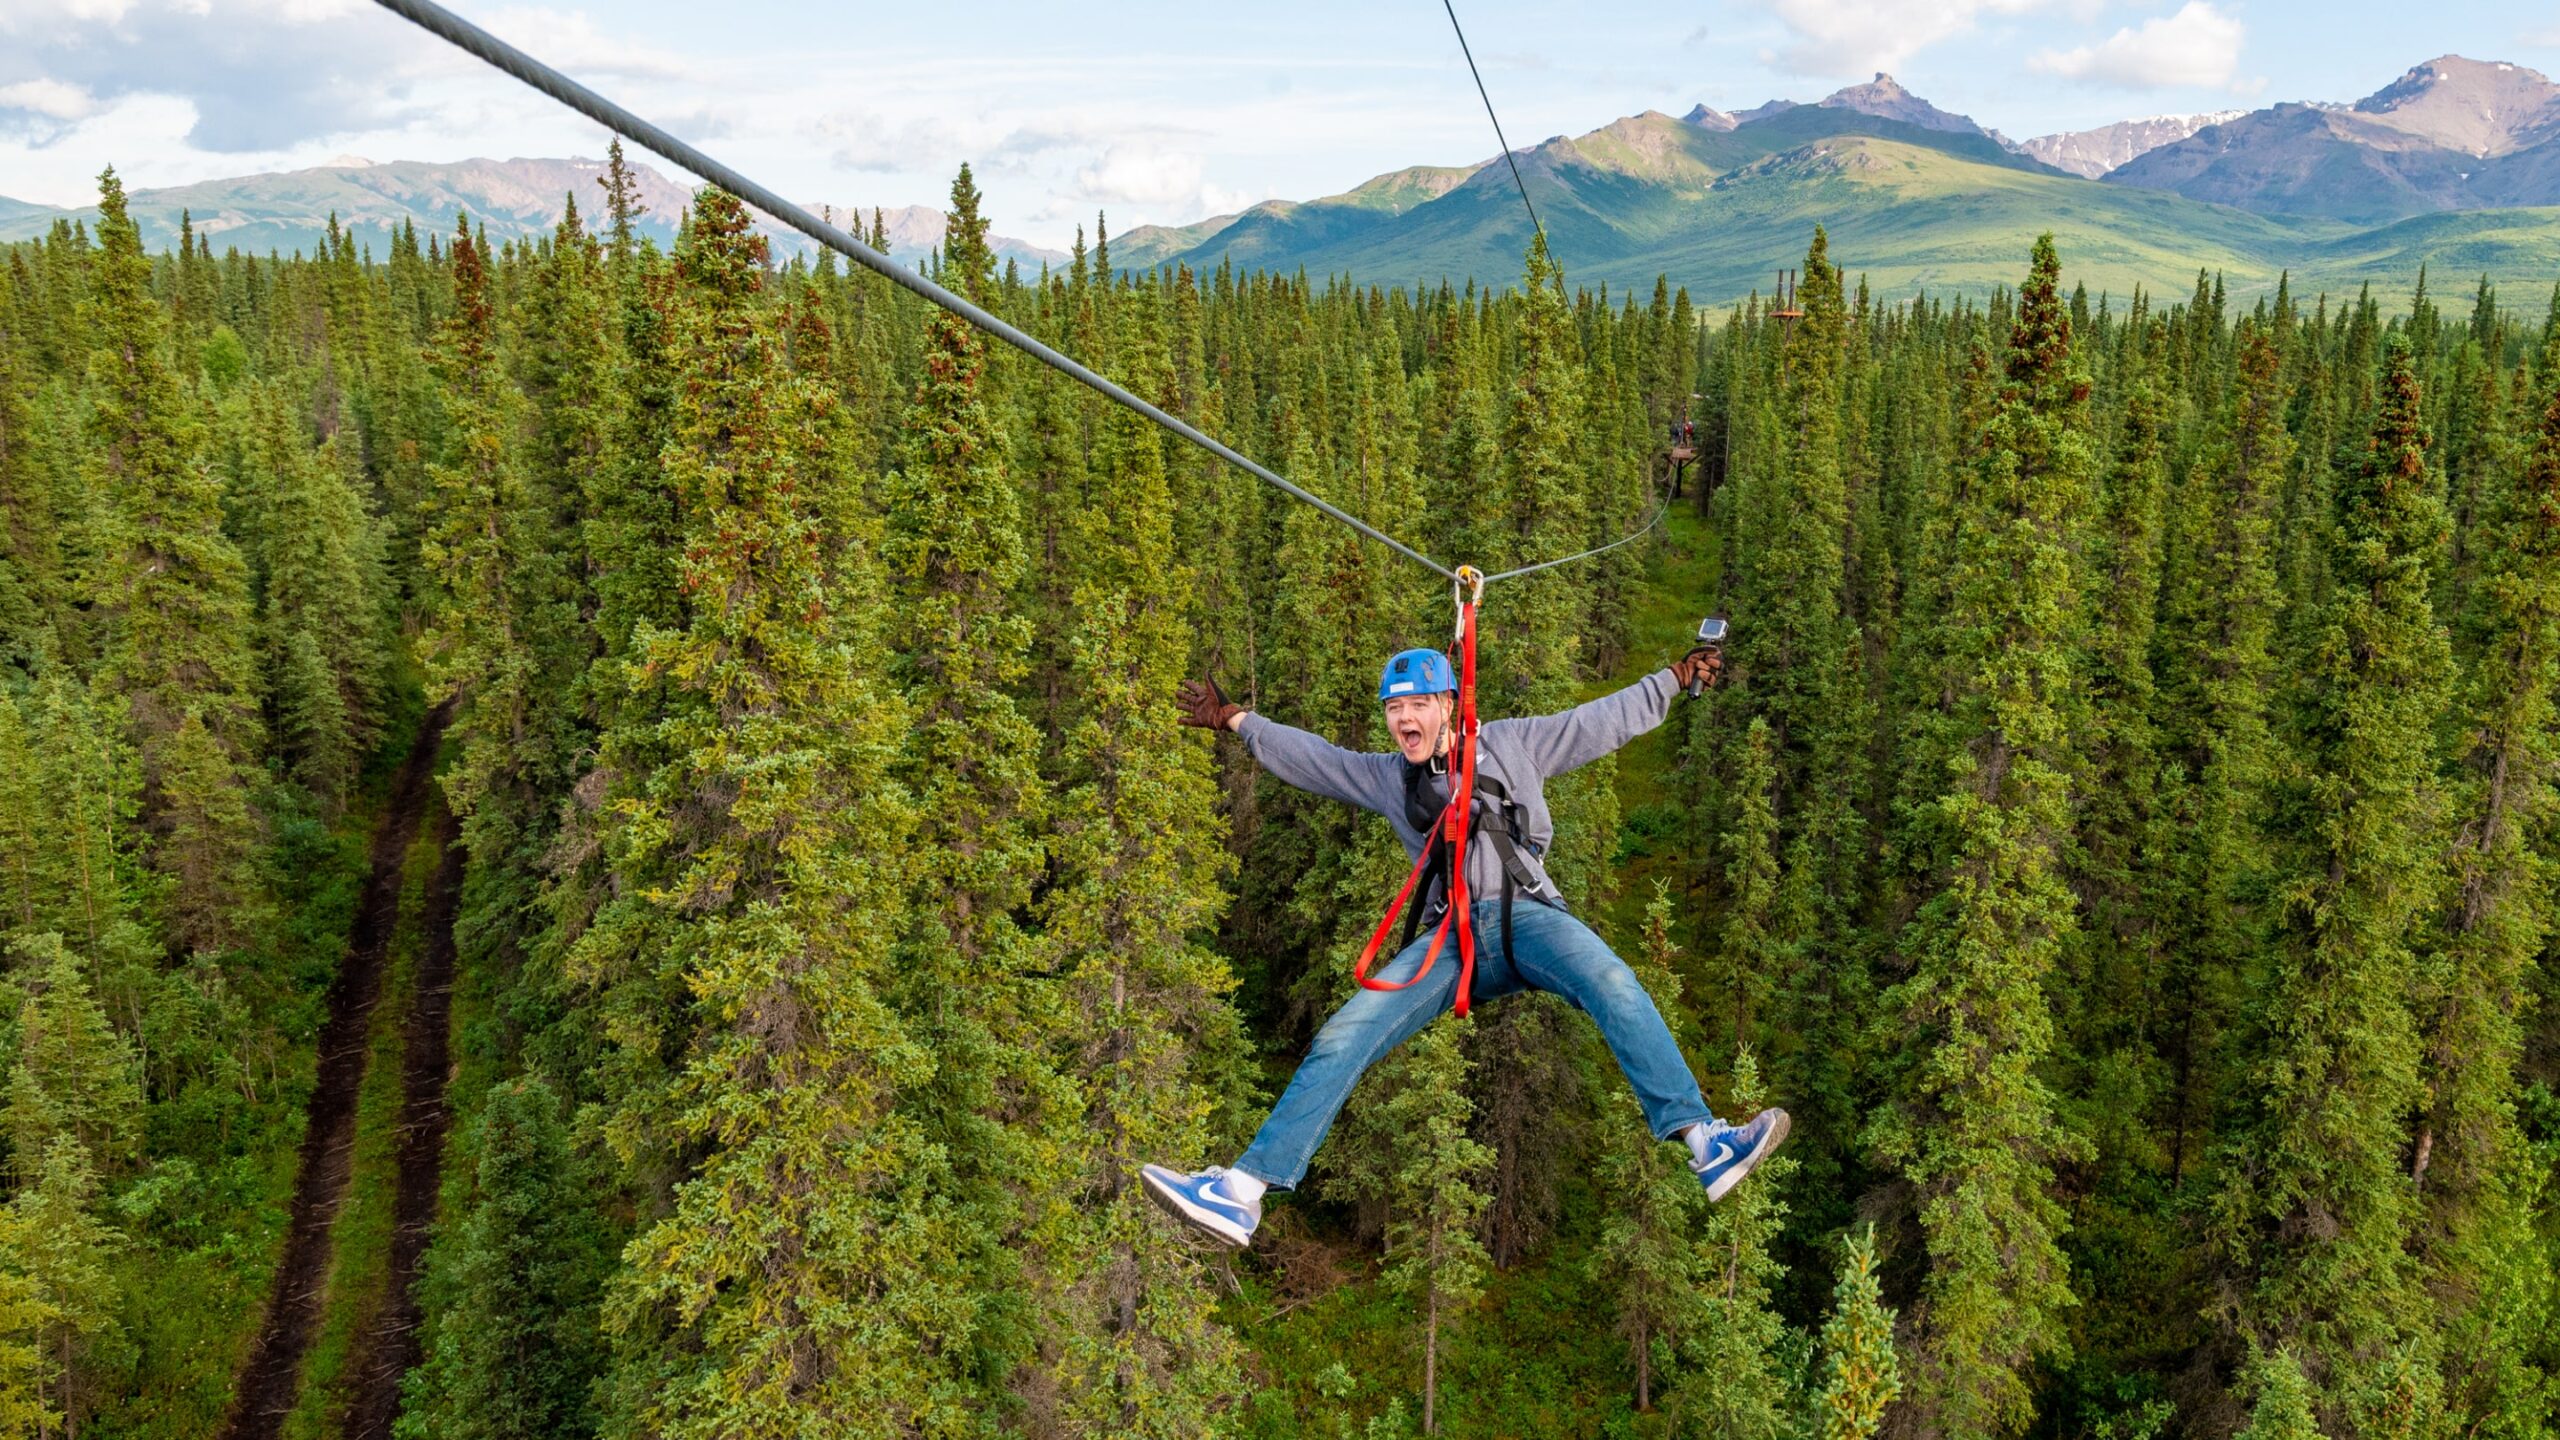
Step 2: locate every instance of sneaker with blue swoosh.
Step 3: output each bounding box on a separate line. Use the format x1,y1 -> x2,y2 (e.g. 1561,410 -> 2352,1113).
1140,1164 -> 1262,1247
1689,1109 -> 1791,1202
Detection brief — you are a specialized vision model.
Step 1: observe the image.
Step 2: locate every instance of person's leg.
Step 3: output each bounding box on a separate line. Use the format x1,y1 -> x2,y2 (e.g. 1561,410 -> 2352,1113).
1500,902 -> 1715,1141
1232,917 -> 1509,1190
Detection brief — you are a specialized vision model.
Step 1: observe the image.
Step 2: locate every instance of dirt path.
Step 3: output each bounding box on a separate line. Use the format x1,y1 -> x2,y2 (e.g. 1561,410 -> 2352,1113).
341,802 -> 464,1440
215,704 -> 452,1440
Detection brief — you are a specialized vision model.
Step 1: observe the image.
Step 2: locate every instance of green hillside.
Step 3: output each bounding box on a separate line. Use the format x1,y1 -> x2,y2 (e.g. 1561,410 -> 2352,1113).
1146,109 -> 2559,310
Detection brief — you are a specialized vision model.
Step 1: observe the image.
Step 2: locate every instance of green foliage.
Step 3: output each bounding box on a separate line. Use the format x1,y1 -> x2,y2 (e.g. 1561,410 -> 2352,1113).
1809,1227 -> 1901,1440
245,385 -> 388,801
0,1136 -> 125,1437
80,170 -> 264,942
1590,885 -> 1711,1414
2233,1350 -> 2326,1440
1872,235 -> 2094,1440
1028,281 -> 1247,1433
1663,1050 -> 1793,1440
401,1077 -> 609,1440
1,163 -> 2555,1440
4,934 -> 142,1180
1381,1024 -> 1491,1436
2214,338 -> 2450,1403
572,187 -> 933,1439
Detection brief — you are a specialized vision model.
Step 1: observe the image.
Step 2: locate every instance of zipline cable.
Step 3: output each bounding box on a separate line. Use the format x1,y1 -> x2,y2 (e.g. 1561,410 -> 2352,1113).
1478,472 -> 1673,585
372,0 -> 1679,595
367,0 -> 1458,582
1432,0 -> 1677,586
1439,0 -> 1543,242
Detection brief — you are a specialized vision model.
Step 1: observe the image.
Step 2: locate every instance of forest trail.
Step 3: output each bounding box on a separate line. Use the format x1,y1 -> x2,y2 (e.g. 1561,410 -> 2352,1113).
340,802 -> 465,1440
215,704 -> 454,1440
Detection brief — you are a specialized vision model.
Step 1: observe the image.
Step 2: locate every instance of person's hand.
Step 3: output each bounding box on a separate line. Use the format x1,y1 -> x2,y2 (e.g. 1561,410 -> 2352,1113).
1176,678 -> 1246,731
1671,647 -> 1725,693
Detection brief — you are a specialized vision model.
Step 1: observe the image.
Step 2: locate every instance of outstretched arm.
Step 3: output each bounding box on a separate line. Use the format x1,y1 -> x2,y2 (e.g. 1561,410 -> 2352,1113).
1176,679 -> 1397,814
1489,669 -> 1685,779
1238,715 -> 1399,814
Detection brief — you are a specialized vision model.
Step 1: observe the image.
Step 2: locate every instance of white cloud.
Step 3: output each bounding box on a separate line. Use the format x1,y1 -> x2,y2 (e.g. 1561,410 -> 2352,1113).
0,91 -> 199,200
2523,25 -> 2560,48
482,6 -> 690,81
2029,2 -> 2246,90
822,109 -> 970,174
1767,0 -> 2054,78
1073,144 -> 1207,209
0,78 -> 99,120
0,0 -> 139,35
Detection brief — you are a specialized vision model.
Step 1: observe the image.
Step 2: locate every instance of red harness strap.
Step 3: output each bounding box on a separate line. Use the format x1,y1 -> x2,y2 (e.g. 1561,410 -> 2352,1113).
1350,569 -> 1486,1017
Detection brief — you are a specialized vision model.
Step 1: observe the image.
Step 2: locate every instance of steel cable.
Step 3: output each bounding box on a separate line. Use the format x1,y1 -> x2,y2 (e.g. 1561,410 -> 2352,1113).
369,0 -> 1456,580
1438,0 -> 1544,242
368,0 -> 1679,594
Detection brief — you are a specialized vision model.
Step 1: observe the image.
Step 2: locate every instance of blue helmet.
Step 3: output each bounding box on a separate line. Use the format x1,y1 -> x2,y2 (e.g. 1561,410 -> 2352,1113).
1378,648 -> 1457,702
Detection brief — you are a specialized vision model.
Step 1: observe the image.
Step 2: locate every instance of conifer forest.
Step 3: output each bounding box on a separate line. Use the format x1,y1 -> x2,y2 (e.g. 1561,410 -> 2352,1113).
0,147 -> 2556,1440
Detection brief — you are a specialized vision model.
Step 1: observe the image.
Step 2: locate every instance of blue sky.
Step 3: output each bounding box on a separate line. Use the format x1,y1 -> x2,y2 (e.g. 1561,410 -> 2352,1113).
2,0 -> 2555,248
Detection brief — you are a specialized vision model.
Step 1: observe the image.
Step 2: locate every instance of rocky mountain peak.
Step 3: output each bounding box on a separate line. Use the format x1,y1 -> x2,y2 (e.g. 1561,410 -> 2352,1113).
2352,54 -> 2560,157
2022,112 -> 2246,179
1683,103 -> 1738,131
1817,73 -> 1989,137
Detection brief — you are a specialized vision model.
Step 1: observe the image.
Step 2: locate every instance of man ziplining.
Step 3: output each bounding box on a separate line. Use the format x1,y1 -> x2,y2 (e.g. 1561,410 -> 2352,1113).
1141,641 -> 1790,1248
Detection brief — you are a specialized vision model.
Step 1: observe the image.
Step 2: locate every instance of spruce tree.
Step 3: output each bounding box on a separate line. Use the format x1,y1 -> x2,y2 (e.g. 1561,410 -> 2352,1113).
2152,322 -> 2291,1183
1381,1024 -> 1491,1437
1033,286 -> 1245,1432
151,708 -> 262,954
1811,1225 -> 1904,1440
0,681 -> 155,1025
2213,337 -> 2448,1404
4,934 -> 143,1180
0,1216 -> 51,1438
1472,234 -> 1593,1266
404,1078 -> 610,1440
578,188 -> 930,1438
2407,321 -> 2560,1431
1591,885 -> 1710,1413
879,163 -> 1054,1408
80,168 -> 262,942
1665,1049 -> 1794,1440
0,270 -> 64,671
2070,336 -> 2168,1019
247,385 -> 387,800
0,1137 -> 123,1438
418,212 -> 578,865
1729,228 -> 1869,903
1716,721 -> 1783,1053
1872,236 -> 2092,1440
884,163 -> 1044,915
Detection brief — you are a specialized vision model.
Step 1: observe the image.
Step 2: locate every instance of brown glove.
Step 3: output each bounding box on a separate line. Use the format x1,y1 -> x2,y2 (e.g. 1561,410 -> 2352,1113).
1176,678 -> 1245,731
1671,647 -> 1725,693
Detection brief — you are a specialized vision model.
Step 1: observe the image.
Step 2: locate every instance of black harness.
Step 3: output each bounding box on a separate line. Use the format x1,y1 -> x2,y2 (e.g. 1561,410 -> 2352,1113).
1398,753 -> 1560,969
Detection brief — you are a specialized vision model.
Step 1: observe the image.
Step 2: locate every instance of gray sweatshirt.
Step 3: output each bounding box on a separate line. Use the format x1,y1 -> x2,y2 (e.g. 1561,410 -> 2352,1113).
1237,669 -> 1681,910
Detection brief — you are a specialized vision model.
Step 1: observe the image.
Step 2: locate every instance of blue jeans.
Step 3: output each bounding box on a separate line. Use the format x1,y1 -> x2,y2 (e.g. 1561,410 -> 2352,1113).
1235,899 -> 1715,1189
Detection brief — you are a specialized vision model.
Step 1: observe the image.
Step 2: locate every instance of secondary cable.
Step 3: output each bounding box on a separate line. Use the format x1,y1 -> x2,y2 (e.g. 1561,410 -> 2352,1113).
367,0 -> 1457,582
1440,0 -> 1543,242
1480,476 -> 1673,585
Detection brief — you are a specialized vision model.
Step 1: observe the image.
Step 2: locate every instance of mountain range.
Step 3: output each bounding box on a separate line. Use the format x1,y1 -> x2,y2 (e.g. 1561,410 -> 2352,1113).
5,55 -> 2556,308
2107,57 -> 2560,223
1113,55 -> 2560,306
0,154 -> 1067,272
